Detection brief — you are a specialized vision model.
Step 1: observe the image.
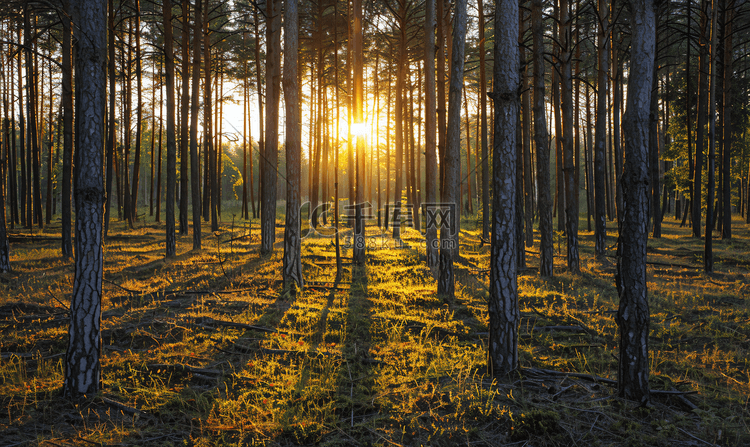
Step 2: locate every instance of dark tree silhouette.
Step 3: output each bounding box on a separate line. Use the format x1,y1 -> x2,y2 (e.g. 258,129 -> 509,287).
64,0 -> 106,399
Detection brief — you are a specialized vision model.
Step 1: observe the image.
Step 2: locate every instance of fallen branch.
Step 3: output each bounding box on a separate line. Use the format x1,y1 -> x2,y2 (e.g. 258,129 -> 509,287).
194,317 -> 285,334
146,363 -> 222,375
100,396 -> 148,417
523,367 -> 617,386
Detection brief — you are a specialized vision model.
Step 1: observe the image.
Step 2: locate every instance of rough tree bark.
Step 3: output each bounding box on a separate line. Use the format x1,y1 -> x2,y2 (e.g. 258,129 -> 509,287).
560,0 -> 579,272
261,0 -> 281,254
616,0 -> 655,405
164,0 -> 177,258
189,0 -> 203,250
179,0 -> 190,235
594,0 -> 610,257
62,0 -> 74,254
489,0 -> 520,376
64,0 -> 106,399
283,0 -> 303,291
532,0 -> 553,277
438,0 -> 467,298
424,0 -> 438,268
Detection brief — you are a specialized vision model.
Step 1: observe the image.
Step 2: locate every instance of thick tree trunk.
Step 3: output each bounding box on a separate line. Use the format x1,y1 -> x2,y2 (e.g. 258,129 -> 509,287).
283,0 -> 303,291
489,0 -> 520,376
261,0 -> 281,254
532,0 -> 553,277
164,0 -> 177,258
64,0 -> 106,399
616,0 -> 655,405
594,0 -> 609,257
438,0 -> 467,298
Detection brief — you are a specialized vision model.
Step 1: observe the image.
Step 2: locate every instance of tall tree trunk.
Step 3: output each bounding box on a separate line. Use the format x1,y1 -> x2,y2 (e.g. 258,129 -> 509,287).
392,1 -> 406,241
189,0 -> 203,250
616,0 -> 655,405
204,3 -> 218,233
705,0 -> 719,272
425,0 -> 438,267
17,26 -> 26,230
594,0 -> 610,256
24,9 -> 42,229
438,0 -> 467,298
283,0 -> 303,291
64,0 -> 106,399
693,0 -> 710,238
489,0 -> 520,376
721,0 -> 733,239
164,0 -> 177,258
129,0 -> 144,225
521,15 -> 533,247
261,0 -> 281,254
478,0 -> 490,240
532,0 -> 553,277
179,0 -> 190,234
62,0 -> 74,255
242,32 -> 250,221
650,63 -> 662,237
253,6 -> 263,219
352,0 -> 366,263
560,0 -> 579,272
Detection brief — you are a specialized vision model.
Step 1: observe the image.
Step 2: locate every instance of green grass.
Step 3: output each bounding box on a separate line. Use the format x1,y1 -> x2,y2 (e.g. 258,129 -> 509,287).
0,207 -> 749,446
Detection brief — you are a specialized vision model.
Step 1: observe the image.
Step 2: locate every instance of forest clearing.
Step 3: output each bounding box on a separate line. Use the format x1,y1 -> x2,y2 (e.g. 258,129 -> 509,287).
1,0 -> 750,444
1,212 -> 749,446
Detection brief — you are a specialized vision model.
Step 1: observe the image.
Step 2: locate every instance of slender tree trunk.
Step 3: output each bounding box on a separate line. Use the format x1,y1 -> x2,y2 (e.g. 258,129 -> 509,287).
24,9 -> 42,229
128,0 -> 143,224
163,0 -> 177,257
203,3 -> 218,233
253,7 -> 263,219
489,0 -> 520,376
179,0 -> 190,234
242,32 -> 249,221
393,2 -> 406,241
352,0 -> 366,264
705,0 -> 719,272
721,0 -> 733,239
189,0 -> 203,250
616,0 -> 655,405
261,0 -> 281,254
425,0 -> 438,266
594,0 -> 610,256
560,0 -> 579,272
64,0 -> 106,399
693,0 -> 710,238
532,0 -> 553,277
283,0 -> 303,291
650,62 -> 662,237
478,0 -> 490,240
521,15 -> 533,247
62,1 -> 74,255
438,0 -> 467,298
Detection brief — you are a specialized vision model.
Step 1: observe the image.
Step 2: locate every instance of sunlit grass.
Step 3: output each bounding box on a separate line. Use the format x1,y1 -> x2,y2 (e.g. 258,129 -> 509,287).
0,207 -> 749,445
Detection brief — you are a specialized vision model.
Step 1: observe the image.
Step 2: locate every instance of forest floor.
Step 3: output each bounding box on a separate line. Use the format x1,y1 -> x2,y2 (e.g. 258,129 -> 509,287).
0,208 -> 749,446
